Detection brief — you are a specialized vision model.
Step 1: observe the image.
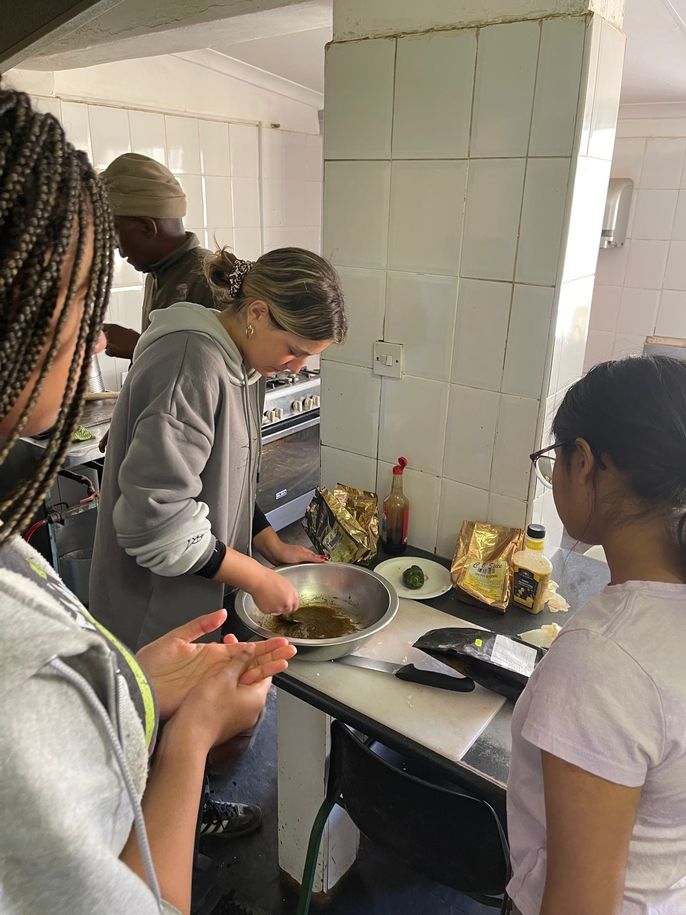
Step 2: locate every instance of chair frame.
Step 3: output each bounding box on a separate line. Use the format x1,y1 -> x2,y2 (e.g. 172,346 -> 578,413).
296,720 -> 511,915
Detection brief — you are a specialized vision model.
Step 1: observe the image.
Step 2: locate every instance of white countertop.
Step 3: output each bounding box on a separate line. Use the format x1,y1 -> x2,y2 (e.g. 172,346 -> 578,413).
284,598 -> 506,764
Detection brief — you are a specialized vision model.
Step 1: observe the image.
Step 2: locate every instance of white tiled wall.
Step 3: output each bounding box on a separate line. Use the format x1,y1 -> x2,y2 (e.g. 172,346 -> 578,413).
261,131 -> 324,254
392,29 -> 475,160
531,17 -> 625,549
470,21 -> 539,158
324,38 -> 395,160
322,14 -> 625,557
31,95 -> 323,391
586,125 -> 686,370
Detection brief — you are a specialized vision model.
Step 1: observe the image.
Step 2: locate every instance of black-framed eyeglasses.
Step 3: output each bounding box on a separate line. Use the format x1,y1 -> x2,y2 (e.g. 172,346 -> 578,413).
529,441 -> 573,489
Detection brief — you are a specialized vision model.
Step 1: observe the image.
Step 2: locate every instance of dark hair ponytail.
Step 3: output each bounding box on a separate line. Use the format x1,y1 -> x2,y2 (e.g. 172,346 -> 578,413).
553,356 -> 686,514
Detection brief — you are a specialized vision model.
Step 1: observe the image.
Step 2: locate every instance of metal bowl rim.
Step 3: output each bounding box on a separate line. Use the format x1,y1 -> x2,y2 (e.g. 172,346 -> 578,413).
234,562 -> 399,646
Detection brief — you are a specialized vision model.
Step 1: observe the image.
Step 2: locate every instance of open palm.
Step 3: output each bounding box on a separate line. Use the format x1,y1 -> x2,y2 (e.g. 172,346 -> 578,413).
136,608 -> 296,718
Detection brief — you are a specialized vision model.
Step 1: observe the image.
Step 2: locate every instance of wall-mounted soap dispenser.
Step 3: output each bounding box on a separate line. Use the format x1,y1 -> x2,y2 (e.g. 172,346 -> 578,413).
600,178 -> 633,248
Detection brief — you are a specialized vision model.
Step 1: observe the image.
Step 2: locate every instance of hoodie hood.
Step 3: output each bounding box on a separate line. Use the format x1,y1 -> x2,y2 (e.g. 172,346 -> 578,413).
135,301 -> 261,387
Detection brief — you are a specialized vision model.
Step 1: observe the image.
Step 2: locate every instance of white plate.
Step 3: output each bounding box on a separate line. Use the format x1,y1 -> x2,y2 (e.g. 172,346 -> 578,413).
374,557 -> 453,601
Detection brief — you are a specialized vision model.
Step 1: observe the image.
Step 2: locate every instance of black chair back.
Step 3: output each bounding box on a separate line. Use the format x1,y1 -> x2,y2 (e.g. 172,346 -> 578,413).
330,720 -> 510,897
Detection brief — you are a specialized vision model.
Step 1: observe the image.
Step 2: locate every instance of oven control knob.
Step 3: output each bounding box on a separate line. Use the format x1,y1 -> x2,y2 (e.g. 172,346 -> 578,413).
274,408 -> 284,420
262,412 -> 270,425
312,395 -> 320,408
265,410 -> 277,423
291,400 -> 303,412
303,397 -> 314,411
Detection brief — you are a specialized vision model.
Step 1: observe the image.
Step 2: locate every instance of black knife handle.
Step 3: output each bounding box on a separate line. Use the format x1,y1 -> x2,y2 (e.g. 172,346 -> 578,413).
394,664 -> 475,692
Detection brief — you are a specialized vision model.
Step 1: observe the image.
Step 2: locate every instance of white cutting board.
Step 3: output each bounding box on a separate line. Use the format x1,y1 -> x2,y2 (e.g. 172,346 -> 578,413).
284,598 -> 506,765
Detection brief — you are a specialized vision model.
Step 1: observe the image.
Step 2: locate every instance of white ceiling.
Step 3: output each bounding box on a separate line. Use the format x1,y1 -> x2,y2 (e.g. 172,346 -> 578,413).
621,0 -> 686,103
22,1 -> 332,73
20,0 -> 686,105
213,27 -> 331,93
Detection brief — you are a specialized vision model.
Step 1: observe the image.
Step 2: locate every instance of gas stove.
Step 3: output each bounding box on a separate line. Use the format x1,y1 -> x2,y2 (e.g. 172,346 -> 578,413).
262,370 -> 321,428
259,369 -> 321,531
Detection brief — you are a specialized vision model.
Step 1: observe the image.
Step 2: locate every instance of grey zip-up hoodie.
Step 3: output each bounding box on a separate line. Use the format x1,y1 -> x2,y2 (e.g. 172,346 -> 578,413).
90,302 -> 263,649
0,537 -> 177,914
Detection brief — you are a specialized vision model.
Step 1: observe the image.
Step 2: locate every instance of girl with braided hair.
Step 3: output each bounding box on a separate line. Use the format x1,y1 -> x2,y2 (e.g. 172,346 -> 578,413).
0,89 -> 295,914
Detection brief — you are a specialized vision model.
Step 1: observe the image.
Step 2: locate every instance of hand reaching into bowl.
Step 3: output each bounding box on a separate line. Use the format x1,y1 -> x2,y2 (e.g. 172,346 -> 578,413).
194,543 -> 304,615
250,565 -> 301,615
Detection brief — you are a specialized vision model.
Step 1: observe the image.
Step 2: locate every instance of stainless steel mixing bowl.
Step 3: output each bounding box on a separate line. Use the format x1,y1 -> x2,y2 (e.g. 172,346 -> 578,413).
234,562 -> 399,661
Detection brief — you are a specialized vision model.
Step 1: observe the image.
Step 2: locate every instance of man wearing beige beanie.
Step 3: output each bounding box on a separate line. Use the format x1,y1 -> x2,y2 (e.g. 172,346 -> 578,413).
100,153 -> 215,360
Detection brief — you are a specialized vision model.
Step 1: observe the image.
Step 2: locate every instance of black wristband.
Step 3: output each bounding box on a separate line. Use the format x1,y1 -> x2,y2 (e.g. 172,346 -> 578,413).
194,539 -> 227,579
252,505 -> 270,538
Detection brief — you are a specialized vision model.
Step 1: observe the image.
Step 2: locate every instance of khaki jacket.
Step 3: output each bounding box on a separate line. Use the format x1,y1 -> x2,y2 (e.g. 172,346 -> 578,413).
141,232 -> 215,331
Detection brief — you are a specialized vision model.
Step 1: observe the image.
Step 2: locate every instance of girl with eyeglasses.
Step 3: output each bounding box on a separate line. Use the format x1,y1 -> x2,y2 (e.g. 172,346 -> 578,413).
507,355 -> 686,915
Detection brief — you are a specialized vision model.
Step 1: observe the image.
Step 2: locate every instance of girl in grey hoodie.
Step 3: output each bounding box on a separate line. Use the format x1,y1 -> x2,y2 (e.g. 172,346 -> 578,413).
90,247 -> 347,649
0,90 -> 296,915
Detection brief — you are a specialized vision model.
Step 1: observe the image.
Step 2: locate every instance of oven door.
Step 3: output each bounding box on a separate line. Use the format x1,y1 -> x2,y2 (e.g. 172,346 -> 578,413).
258,414 -> 320,531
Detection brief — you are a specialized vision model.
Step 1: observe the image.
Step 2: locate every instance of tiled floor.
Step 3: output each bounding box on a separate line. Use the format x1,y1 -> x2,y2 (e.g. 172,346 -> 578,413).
201,522 -> 501,915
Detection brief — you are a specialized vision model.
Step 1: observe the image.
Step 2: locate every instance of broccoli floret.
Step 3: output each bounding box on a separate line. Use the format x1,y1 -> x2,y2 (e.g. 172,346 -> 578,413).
402,565 -> 425,590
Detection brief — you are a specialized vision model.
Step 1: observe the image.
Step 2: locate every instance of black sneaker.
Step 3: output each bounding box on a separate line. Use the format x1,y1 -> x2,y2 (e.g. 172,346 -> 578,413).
199,798 -> 262,839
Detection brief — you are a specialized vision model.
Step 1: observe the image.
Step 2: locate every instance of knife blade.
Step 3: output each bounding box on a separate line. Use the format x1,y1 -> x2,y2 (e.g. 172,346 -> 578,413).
337,654 -> 475,692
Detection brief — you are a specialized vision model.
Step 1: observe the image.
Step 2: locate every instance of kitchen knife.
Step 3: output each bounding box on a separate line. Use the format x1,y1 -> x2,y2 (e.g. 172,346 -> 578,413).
337,655 -> 475,692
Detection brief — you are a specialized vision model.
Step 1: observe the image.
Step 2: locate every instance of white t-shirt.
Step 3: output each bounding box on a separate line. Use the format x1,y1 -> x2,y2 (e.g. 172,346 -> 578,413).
507,580 -> 686,915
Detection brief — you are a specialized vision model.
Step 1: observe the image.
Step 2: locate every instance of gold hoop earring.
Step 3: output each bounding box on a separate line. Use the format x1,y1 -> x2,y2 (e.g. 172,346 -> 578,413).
245,323 -> 255,339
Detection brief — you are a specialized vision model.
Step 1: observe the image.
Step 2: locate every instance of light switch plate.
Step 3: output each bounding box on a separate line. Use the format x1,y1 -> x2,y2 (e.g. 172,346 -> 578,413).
373,341 -> 403,378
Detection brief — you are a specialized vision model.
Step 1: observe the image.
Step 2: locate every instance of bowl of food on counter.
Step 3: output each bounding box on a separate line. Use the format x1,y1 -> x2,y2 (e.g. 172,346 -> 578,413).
234,562 -> 399,661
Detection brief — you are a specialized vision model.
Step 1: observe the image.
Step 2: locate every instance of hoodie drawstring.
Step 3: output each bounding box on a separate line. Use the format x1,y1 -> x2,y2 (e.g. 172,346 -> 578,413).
241,366 -> 255,559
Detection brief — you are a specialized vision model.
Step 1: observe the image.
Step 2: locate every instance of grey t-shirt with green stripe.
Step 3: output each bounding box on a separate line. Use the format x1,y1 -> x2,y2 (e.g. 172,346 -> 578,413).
0,537 -> 178,914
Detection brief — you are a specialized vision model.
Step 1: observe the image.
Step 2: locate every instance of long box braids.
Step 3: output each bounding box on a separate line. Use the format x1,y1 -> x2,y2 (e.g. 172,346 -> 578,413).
0,89 -> 113,541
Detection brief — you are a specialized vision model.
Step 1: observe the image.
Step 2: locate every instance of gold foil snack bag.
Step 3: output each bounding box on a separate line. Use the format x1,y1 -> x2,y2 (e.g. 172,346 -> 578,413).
451,521 -> 524,612
304,485 -> 379,565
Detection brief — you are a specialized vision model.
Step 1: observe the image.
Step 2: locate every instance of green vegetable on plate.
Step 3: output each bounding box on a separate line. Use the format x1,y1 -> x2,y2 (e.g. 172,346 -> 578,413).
402,565 -> 426,590
71,424 -> 95,442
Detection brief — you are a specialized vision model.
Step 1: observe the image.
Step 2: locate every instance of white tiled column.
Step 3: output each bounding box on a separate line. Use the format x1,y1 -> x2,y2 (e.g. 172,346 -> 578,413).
276,692 -> 359,894
534,15 -> 626,544
322,2 -> 626,556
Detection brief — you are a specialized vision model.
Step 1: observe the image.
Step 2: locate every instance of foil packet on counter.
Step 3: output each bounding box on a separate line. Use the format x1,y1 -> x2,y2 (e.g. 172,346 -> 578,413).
303,484 -> 379,565
451,521 -> 524,612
